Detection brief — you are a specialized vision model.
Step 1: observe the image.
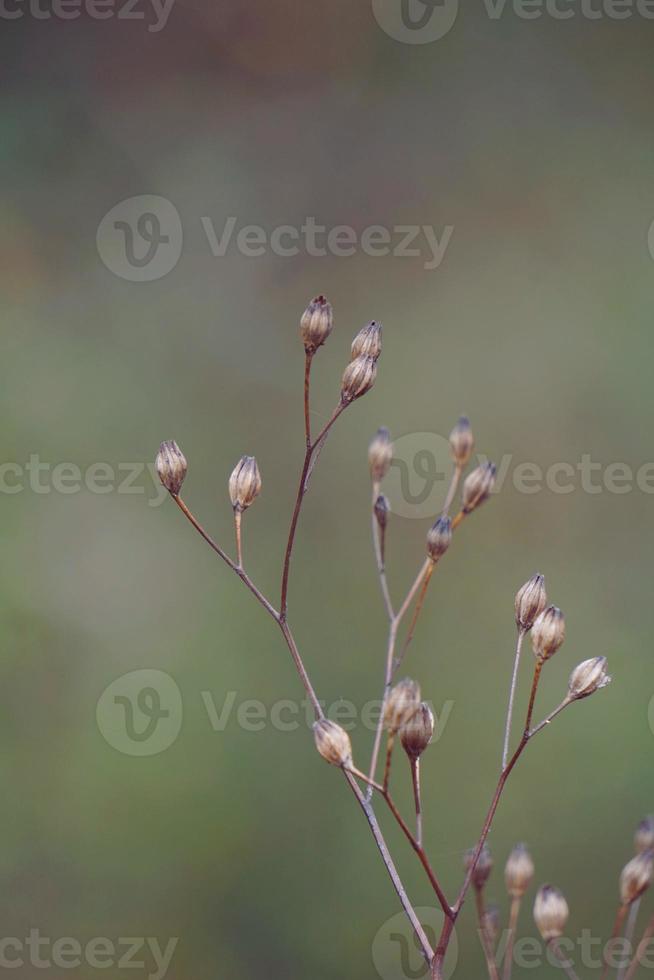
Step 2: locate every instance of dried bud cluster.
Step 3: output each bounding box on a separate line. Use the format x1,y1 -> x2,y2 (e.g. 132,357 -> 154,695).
426,516 -> 452,561
300,295 -> 333,354
620,852 -> 654,906
352,320 -> 383,360
462,462 -> 496,514
384,678 -> 421,734
505,844 -> 535,898
313,719 -> 352,767
533,885 -> 569,940
369,427 -> 393,483
449,416 -> 474,467
342,322 -> 382,404
156,440 -> 188,496
400,703 -> 434,759
531,606 -> 565,661
374,494 -> 390,531
636,817 -> 654,854
515,574 -> 547,632
464,844 -> 493,891
568,657 -> 611,700
229,456 -> 262,511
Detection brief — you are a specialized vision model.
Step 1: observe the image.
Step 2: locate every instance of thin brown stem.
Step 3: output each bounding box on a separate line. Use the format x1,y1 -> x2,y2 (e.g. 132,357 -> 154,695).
529,696 -> 573,737
623,912 -> 654,980
523,659 -> 543,734
475,888 -> 500,980
601,905 -> 629,980
383,733 -> 395,793
549,938 -> 582,980
502,629 -> 525,769
410,757 -> 423,847
442,462 -> 462,516
371,481 -> 394,621
503,896 -> 521,980
451,509 -> 466,530
303,352 -> 313,448
395,561 -> 435,673
619,899 -> 642,980
233,509 -> 243,569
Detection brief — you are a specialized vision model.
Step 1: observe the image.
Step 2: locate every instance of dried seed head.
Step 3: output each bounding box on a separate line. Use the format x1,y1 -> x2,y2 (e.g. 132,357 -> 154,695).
300,295 -> 333,353
464,844 -> 493,891
351,320 -> 382,361
374,494 -> 390,531
531,606 -> 565,661
515,574 -> 547,632
533,885 -> 569,940
505,844 -> 535,898
449,416 -> 474,467
635,817 -> 654,854
313,719 -> 352,767
369,427 -> 393,483
620,852 -> 654,906
426,517 -> 452,561
483,906 -> 501,946
400,703 -> 434,759
341,355 -> 377,404
156,440 -> 187,496
228,456 -> 262,511
567,657 -> 611,700
384,678 -> 421,734
462,462 -> 496,514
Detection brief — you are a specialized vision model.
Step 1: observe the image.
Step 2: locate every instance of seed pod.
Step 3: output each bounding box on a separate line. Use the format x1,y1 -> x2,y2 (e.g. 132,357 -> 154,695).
426,516 -> 452,561
156,440 -> 188,495
515,574 -> 547,632
351,321 -> 382,361
374,494 -> 390,531
400,703 -> 434,759
620,852 -> 654,906
228,456 -> 262,511
635,817 -> 654,854
300,295 -> 333,353
531,606 -> 565,661
369,427 -> 393,483
533,885 -> 569,940
384,678 -> 421,734
462,462 -> 496,514
464,843 -> 493,891
341,355 -> 377,404
568,657 -> 611,700
313,719 -> 352,767
449,416 -> 474,467
505,844 -> 535,898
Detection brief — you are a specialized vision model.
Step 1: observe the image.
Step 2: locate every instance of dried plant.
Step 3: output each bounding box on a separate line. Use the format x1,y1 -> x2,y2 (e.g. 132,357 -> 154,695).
154,297 -> 647,980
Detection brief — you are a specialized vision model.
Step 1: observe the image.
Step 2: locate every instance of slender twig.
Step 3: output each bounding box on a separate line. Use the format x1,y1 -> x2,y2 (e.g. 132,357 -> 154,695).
523,659 -> 543,734
503,896 -> 521,980
601,905 -> 629,980
410,757 -> 423,847
371,482 -> 394,621
451,509 -> 466,530
549,938 -> 582,980
233,509 -> 243,569
383,733 -> 395,793
623,912 -> 654,980
395,561 -> 435,673
502,629 -> 525,769
474,888 -> 500,980
619,899 -> 642,980
442,462 -> 462,517
529,696 -> 573,737
303,352 -> 313,448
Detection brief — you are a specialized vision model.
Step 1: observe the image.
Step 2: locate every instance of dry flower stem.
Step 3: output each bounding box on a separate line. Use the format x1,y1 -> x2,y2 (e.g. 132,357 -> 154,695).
396,561 -> 435,672
549,939 -> 582,980
233,510 -> 243,569
410,757 -> 423,847
503,896 -> 521,980
502,629 -> 525,769
451,509 -> 465,530
529,696 -> 573,737
474,888 -> 500,980
442,462 -> 463,517
383,734 -> 395,793
623,913 -> 654,980
601,905 -> 629,980
303,352 -> 313,447
371,481 -> 394,621
619,900 -> 642,980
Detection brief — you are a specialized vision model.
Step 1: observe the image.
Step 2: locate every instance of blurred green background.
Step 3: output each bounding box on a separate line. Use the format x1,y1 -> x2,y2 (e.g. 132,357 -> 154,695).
2,2 -> 654,977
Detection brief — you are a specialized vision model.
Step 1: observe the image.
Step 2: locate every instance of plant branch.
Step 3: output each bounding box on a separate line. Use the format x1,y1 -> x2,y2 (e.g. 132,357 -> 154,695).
601,905 -> 629,980
502,895 -> 521,980
619,899 -> 642,980
371,482 -> 394,621
410,757 -> 423,847
474,888 -> 500,980
502,628 -> 525,769
442,462 -> 462,516
623,912 -> 654,980
548,938 -> 582,980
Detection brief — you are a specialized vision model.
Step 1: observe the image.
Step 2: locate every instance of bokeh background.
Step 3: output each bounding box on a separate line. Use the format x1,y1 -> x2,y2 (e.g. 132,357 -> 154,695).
2,2 -> 654,977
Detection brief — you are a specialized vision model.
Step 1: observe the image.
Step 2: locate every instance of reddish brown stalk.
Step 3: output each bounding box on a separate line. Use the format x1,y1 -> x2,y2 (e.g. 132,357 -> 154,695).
623,912 -> 654,980
395,561 -> 434,673
441,462 -> 462,517
549,939 -> 582,980
410,757 -> 423,847
474,888 -> 500,980
303,351 -> 313,448
451,509 -> 466,530
503,896 -> 521,980
371,482 -> 394,621
601,905 -> 629,980
233,509 -> 243,569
